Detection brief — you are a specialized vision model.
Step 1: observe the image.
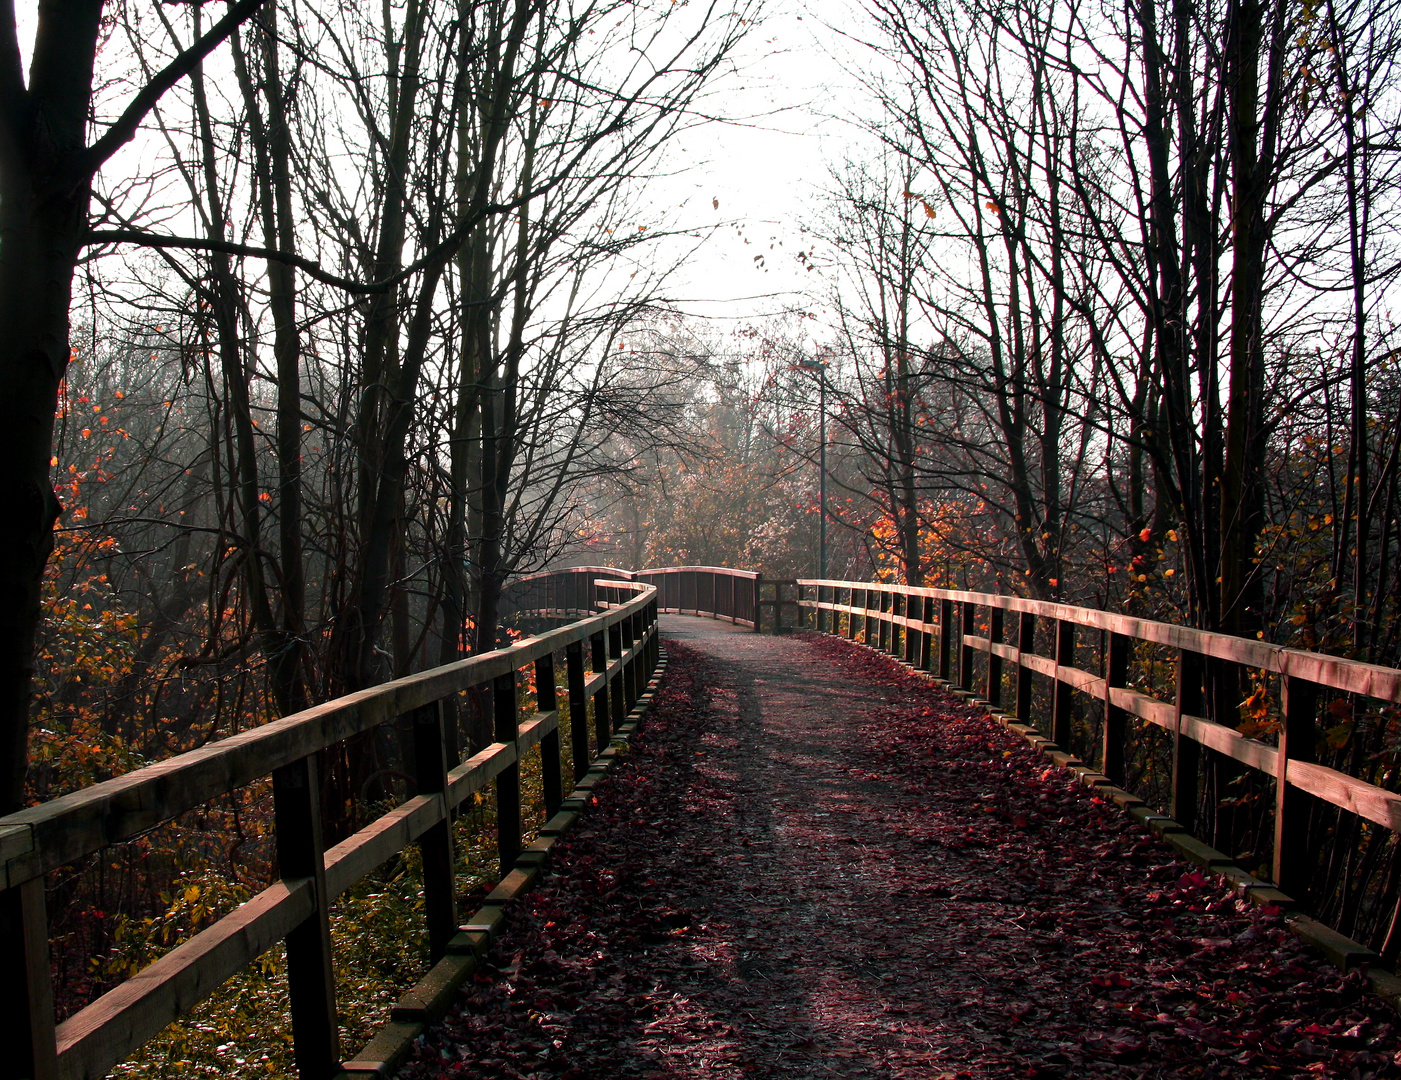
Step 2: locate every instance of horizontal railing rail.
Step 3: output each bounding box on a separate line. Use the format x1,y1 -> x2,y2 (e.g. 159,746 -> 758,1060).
795,577 -> 1401,906
4,579 -> 659,1080
507,565 -> 768,630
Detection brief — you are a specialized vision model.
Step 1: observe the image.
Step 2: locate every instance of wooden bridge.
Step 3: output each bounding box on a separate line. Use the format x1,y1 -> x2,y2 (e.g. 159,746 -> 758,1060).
7,566 -> 1401,1079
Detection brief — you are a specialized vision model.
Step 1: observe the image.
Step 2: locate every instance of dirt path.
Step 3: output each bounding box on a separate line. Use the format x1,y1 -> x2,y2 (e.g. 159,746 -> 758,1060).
400,618 -> 1401,1079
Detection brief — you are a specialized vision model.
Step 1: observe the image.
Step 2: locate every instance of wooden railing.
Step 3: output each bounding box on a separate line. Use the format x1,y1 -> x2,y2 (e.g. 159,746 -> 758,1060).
796,578 -> 1401,908
2,579 -> 659,1080
509,565 -> 768,629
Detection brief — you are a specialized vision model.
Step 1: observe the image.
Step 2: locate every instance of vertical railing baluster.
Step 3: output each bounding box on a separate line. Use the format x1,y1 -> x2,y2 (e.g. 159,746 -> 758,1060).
920,597 -> 935,671
536,653 -> 563,817
591,630 -> 610,748
413,702 -> 456,960
1052,619 -> 1075,748
938,597 -> 953,680
494,670 -> 522,875
1102,632 -> 1129,785
1274,674 -> 1320,899
1016,612 -> 1035,724
620,610 -> 636,714
566,640 -> 589,782
273,753 -> 339,1078
959,601 -> 976,690
1,878 -> 58,1080
609,618 -> 626,730
987,607 -> 1004,707
1172,649 -> 1204,831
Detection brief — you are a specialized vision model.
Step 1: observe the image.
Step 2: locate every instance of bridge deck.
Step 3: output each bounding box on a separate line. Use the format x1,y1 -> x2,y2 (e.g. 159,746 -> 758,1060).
399,617 -> 1400,1079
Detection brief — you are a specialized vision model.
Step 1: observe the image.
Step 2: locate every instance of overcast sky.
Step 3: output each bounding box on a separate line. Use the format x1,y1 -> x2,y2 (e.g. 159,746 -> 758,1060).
652,0 -> 875,326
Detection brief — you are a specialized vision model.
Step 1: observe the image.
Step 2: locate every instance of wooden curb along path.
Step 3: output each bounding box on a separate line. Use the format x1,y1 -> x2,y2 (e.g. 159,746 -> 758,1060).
335,652 -> 671,1079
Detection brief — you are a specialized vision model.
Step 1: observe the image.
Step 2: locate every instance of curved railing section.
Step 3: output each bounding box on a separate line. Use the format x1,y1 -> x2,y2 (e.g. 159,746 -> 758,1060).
796,577 -> 1401,911
507,565 -> 762,628
2,579 -> 658,1080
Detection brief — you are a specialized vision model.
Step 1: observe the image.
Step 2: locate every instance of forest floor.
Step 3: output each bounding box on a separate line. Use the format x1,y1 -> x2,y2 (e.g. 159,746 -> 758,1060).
399,617 -> 1401,1079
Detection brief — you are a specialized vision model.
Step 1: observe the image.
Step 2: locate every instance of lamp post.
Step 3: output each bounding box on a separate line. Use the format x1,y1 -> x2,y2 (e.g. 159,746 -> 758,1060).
797,355 -> 827,579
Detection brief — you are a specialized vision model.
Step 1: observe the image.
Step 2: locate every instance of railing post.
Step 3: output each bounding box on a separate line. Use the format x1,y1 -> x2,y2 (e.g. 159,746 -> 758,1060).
566,640 -> 589,781
1052,619 -> 1075,748
938,598 -> 953,680
536,653 -> 563,817
753,573 -> 764,632
412,702 -> 457,960
1102,632 -> 1129,785
987,607 -> 1004,707
591,629 -> 611,747
1172,649 -> 1204,831
1016,612 -> 1035,723
903,592 -> 916,665
495,669 -> 522,875
272,753 -> 339,1079
620,610 -> 637,713
1,878 -> 58,1080
920,597 -> 935,671
1274,675 -> 1319,900
609,618 -> 627,729
959,601 -> 976,690
884,592 -> 896,655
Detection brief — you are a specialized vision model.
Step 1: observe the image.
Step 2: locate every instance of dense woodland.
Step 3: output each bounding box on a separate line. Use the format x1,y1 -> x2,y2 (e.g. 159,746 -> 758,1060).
5,0 -> 1401,1068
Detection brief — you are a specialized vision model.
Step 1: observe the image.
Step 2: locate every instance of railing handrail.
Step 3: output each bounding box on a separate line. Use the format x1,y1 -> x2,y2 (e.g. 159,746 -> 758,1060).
635,564 -> 760,580
0,582 -> 653,885
796,577 -> 1401,702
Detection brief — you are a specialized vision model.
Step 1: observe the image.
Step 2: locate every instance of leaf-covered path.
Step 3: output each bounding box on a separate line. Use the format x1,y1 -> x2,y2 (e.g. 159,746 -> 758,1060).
402,617 -> 1401,1079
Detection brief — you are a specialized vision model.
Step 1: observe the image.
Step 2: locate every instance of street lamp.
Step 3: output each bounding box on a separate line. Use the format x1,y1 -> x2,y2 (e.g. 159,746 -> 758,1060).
797,354 -> 828,579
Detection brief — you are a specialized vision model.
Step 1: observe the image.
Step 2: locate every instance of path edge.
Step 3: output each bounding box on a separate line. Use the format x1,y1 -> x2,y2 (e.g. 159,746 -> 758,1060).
332,651 -> 671,1079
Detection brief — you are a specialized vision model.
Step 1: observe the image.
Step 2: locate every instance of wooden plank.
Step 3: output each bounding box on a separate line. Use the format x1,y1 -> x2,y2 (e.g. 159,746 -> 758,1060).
56,879 -> 314,1080
1,876 -> 57,1079
446,742 -> 517,807
1180,714 -> 1279,774
1052,621 -> 1075,748
566,641 -> 589,783
323,794 -> 445,899
412,703 -> 456,963
515,710 -> 560,755
1288,760 -> 1401,831
494,671 -> 522,876
1016,612 -> 1035,724
1103,633 -> 1129,786
987,641 -> 1018,663
272,753 -> 338,1078
1275,677 -> 1320,899
1173,650 -> 1205,832
535,653 -> 563,819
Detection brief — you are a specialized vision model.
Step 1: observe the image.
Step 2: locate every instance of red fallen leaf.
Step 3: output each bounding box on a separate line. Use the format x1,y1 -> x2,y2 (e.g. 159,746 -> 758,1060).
1082,1030 -> 1143,1058
1090,972 -> 1131,989
1012,812 -> 1029,828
